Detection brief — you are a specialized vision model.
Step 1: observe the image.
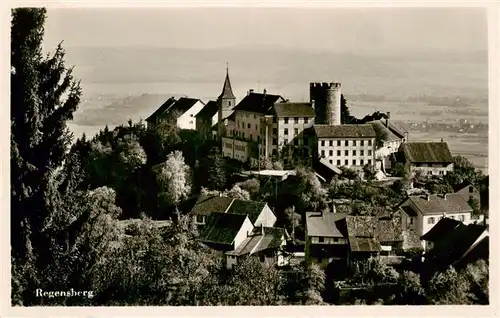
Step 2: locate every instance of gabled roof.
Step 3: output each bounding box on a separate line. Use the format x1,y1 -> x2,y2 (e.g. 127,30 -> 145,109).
453,180 -> 475,193
345,215 -> 376,238
195,100 -> 218,119
219,69 -> 236,100
420,217 -> 463,241
199,212 -> 248,245
225,199 -> 268,223
226,227 -> 285,256
305,212 -> 348,238
408,193 -> 473,215
367,120 -> 402,142
387,121 -> 408,139
349,237 -> 381,252
190,195 -> 234,216
145,97 -> 176,122
400,205 -> 418,217
272,102 -> 315,117
169,97 -> 202,114
233,92 -> 284,114
400,142 -> 453,164
314,124 -> 376,139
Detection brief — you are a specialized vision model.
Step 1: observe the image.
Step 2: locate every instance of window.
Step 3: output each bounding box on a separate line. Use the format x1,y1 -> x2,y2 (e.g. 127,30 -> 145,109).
439,171 -> 444,175
329,160 -> 333,164
329,140 -> 333,147
255,124 -> 258,130
249,134 -> 252,141
333,238 -> 339,243
196,215 -> 204,223
272,138 -> 277,145
337,160 -> 341,166
228,101 -> 231,106
318,237 -> 324,243
368,150 -> 372,156
368,159 -> 372,165
345,159 -> 349,165
284,117 -> 289,124
428,217 -> 435,225
337,140 -> 341,146
321,150 -> 325,157
345,140 -> 349,146
253,114 -> 256,119
409,217 -> 414,225
294,117 -> 299,124
189,120 -> 193,124
469,186 -> 474,193
294,128 -> 298,135
428,171 -> 433,175
353,160 -> 357,166
361,150 -> 364,156
241,122 -> 244,128
459,215 -> 465,222
345,150 -> 348,156
283,139 -> 288,145
304,117 -> 309,124
337,150 -> 341,156
273,128 -> 278,135
284,128 -> 289,135
247,123 -> 251,129
260,127 -> 263,134
321,140 -> 325,147
360,159 -> 364,165
353,150 -> 357,156
368,140 -> 372,146
361,140 -> 364,146
353,140 -> 357,146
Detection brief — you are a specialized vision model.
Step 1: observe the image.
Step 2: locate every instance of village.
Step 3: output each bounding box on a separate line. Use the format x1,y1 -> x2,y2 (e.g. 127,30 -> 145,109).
133,67 -> 490,302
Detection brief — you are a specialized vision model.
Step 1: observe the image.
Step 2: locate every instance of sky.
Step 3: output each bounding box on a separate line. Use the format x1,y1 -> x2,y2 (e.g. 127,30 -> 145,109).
43,7 -> 488,54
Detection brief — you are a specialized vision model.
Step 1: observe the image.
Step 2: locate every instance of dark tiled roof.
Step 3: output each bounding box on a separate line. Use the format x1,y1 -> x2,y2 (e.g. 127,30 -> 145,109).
170,97 -> 201,114
408,193 -> 473,215
420,218 -> 463,241
233,92 -> 284,114
400,142 -> 453,163
305,212 -> 348,238
195,100 -> 218,119
368,120 -> 401,142
199,212 -> 248,245
272,102 -> 315,117
400,205 -> 418,217
377,218 -> 403,242
345,216 -> 376,237
349,237 -> 381,252
190,195 -> 234,216
146,97 -> 176,122
314,124 -> 376,139
219,70 -> 236,100
387,121 -> 408,139
225,199 -> 267,223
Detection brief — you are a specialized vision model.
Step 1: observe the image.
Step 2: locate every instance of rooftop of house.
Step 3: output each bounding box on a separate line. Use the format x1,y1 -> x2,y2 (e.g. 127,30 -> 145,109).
190,195 -> 234,216
345,215 -> 403,243
199,212 -> 249,245
400,142 -> 453,164
386,120 -> 408,139
305,212 -> 348,238
271,102 -> 315,118
226,227 -> 286,256
145,97 -> 177,122
314,124 -> 376,139
349,237 -> 381,253
233,92 -> 284,114
407,193 -> 473,215
420,217 -> 464,241
453,180 -> 475,193
195,100 -> 218,119
367,120 -> 402,142
225,199 -> 268,224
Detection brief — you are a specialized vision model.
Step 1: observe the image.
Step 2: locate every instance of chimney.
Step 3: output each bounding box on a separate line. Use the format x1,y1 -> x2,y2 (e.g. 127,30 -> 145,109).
263,88 -> 267,96
386,112 -> 391,127
440,138 -> 444,143
248,89 -> 254,95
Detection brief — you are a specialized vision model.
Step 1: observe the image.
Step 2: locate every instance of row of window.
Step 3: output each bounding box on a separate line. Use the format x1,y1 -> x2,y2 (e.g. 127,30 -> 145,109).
320,139 -> 372,147
317,237 -> 341,243
321,149 -> 372,157
326,159 -> 372,166
283,117 -> 310,124
428,214 -> 465,224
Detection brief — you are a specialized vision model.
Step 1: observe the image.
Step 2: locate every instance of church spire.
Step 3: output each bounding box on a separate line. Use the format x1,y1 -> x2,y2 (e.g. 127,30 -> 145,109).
219,63 -> 236,100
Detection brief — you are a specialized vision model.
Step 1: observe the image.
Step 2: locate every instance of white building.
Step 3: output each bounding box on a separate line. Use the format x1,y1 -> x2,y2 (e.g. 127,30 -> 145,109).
313,124 -> 377,171
398,193 -> 473,250
145,97 -> 205,130
399,141 -> 454,177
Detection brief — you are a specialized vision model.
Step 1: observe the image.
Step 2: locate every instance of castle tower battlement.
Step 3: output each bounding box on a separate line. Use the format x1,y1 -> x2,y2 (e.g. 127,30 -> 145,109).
309,82 -> 342,126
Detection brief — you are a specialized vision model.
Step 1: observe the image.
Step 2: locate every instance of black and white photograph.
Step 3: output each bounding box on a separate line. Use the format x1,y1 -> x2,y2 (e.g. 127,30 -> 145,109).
7,2 -> 495,311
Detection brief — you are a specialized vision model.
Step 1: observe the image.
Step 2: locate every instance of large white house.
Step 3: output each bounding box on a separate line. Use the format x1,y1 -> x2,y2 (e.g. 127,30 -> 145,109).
146,97 -> 206,130
398,142 -> 454,177
398,193 -> 473,250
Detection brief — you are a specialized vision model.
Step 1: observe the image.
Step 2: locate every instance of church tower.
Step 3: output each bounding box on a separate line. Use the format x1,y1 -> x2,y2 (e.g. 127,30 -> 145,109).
217,64 -> 236,137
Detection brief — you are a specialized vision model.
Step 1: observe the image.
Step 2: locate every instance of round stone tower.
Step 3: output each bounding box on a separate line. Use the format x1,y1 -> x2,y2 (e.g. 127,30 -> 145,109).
309,82 -> 342,126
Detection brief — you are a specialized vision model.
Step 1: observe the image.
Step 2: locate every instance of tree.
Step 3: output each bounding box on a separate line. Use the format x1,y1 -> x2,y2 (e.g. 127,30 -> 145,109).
154,151 -> 192,207
393,271 -> 427,305
363,164 -> 376,182
425,266 -> 473,305
11,8 -> 82,304
200,185 -> 251,200
200,147 -> 227,190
